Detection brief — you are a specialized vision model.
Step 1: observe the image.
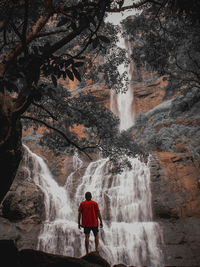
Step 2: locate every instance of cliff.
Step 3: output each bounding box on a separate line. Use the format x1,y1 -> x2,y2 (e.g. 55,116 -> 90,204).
1,35 -> 200,267
129,70 -> 200,265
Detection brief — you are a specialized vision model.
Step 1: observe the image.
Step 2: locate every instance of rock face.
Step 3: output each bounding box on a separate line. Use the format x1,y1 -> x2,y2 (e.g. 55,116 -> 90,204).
0,146 -> 45,250
130,82 -> 200,266
131,67 -> 166,116
149,154 -> 200,266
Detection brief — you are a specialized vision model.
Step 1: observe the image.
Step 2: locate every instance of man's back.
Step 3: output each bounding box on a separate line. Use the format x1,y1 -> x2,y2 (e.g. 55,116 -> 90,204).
79,200 -> 99,227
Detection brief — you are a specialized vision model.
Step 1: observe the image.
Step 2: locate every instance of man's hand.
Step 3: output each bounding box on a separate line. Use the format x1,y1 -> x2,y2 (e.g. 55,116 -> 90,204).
100,221 -> 103,228
78,211 -> 81,229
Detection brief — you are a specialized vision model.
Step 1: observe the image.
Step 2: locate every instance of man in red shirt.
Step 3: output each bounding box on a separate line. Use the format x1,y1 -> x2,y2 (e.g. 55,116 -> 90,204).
78,191 -> 103,255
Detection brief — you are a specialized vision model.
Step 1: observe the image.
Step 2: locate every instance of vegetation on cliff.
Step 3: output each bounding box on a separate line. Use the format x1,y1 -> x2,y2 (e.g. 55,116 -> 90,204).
122,0 -> 200,99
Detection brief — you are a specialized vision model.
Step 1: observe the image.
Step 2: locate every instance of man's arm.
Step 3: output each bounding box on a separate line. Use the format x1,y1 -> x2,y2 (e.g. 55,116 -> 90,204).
78,211 -> 82,229
97,210 -> 103,228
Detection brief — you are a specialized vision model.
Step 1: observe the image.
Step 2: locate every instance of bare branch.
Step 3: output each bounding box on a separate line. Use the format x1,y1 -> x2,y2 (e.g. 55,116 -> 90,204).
106,0 -> 161,13
21,115 -> 93,160
32,101 -> 58,120
9,21 -> 23,40
22,0 -> 29,56
36,27 -> 70,38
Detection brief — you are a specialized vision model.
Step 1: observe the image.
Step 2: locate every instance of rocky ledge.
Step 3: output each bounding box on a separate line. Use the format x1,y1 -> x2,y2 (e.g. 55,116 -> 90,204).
1,240 -> 143,267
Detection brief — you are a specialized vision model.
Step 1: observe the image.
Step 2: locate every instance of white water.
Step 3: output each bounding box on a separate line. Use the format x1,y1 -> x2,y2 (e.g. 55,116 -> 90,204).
24,145 -> 164,266
110,32 -> 135,131
22,20 -> 164,267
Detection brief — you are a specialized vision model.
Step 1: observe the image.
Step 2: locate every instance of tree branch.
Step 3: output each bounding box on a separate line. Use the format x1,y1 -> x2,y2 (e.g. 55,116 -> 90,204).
42,22 -> 90,61
22,0 -> 29,56
0,14 -> 51,77
41,0 -> 106,60
32,101 -> 58,121
21,115 -> 93,160
36,27 -> 70,38
71,12 -> 104,60
106,0 -> 161,13
13,93 -> 33,117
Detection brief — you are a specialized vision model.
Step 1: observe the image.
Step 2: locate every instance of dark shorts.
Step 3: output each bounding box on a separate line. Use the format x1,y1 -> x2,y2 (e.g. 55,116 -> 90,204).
84,227 -> 99,237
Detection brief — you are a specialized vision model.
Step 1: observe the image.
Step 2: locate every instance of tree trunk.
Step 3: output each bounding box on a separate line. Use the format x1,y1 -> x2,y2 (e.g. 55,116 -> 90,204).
0,93 -> 22,203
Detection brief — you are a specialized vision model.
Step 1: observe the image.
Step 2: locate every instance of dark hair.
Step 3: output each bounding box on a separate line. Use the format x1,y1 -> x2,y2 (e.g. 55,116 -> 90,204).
85,192 -> 92,201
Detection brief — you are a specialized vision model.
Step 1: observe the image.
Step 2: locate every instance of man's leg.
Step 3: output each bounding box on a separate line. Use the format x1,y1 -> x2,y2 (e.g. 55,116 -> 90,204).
94,233 -> 99,252
85,234 -> 90,255
92,227 -> 99,252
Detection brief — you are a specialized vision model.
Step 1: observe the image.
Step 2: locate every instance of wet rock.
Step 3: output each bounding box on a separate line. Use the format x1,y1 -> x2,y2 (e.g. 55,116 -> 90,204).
0,146 -> 45,250
0,240 -> 111,267
82,252 -> 111,267
2,182 -> 45,222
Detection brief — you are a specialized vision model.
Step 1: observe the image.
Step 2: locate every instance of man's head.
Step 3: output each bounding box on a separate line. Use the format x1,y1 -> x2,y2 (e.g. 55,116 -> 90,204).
85,192 -> 92,201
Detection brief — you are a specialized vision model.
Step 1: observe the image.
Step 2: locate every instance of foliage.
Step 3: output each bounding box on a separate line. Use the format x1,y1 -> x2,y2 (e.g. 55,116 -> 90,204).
122,1 -> 200,99
0,0 -> 148,163
2,0 -> 199,162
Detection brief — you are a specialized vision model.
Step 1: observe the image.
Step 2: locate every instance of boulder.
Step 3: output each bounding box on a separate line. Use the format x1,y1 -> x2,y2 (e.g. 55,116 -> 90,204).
0,240 -> 111,267
0,146 -> 45,250
2,182 -> 45,222
82,252 -> 110,267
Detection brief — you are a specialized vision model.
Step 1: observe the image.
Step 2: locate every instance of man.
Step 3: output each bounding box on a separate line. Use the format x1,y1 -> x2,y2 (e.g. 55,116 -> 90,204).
78,191 -> 103,255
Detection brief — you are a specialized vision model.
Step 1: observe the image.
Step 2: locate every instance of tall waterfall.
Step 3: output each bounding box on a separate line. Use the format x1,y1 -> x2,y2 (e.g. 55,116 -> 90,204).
24,26 -> 165,267
110,32 -> 135,131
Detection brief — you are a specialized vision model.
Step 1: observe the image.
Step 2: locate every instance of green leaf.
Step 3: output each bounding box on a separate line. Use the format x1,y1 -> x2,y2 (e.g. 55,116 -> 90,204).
99,35 -> 110,43
51,75 -> 57,87
72,67 -> 81,82
73,61 -> 84,68
66,69 -> 74,81
92,37 -> 99,49
65,58 -> 74,67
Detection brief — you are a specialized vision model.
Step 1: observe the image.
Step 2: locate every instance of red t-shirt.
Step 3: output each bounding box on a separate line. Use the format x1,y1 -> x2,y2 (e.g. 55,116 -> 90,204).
78,200 -> 100,227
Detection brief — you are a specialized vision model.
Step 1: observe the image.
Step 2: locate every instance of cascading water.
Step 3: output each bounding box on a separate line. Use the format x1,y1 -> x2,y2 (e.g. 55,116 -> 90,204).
23,21 -> 165,267
25,143 -> 164,266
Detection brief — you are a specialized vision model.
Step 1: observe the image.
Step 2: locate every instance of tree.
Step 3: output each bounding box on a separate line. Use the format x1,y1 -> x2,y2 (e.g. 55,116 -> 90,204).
0,0 -> 153,202
122,0 -> 200,99
1,0 -> 197,202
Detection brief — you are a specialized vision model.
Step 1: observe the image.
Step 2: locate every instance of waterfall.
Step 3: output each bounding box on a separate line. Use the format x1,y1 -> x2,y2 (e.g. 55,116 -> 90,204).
22,23 -> 165,267
25,146 -> 164,266
110,32 -> 135,131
